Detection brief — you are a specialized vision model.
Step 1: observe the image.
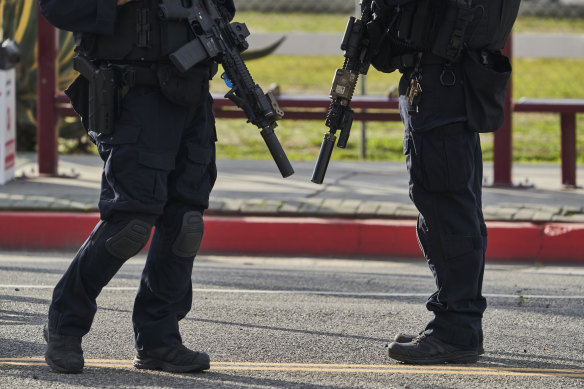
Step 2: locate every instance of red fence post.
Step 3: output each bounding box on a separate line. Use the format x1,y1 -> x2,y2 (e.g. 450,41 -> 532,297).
36,5 -> 58,176
492,35 -> 513,186
560,113 -> 577,187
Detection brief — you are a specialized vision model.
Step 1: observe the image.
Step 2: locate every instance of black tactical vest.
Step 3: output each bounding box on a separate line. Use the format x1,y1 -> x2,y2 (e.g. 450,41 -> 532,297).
385,0 -> 521,62
75,0 -> 194,62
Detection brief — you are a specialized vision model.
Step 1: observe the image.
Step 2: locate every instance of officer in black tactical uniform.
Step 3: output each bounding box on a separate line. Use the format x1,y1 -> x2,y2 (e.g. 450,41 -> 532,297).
39,0 -> 235,374
366,0 -> 520,364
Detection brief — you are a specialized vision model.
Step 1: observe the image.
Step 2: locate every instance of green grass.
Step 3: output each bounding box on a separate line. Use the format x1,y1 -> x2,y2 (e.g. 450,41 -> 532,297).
236,11 -> 349,33
211,53 -> 584,163
513,58 -> 584,98
216,115 -> 584,164
211,56 -> 403,95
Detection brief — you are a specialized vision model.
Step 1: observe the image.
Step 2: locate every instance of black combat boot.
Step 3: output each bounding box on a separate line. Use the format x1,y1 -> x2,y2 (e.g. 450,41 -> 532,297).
134,344 -> 210,373
387,334 -> 478,364
393,332 -> 485,355
43,324 -> 84,373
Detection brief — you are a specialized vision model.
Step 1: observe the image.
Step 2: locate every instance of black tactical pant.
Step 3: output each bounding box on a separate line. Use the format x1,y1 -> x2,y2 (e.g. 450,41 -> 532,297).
403,120 -> 487,349
49,87 -> 217,351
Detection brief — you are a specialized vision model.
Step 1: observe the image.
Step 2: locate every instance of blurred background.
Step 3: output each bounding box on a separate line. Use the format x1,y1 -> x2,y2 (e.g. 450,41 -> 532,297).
2,0 -> 584,164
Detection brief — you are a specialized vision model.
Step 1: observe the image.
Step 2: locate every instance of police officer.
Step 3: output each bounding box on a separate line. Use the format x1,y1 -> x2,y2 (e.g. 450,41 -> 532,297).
39,0 -> 235,374
366,0 -> 520,364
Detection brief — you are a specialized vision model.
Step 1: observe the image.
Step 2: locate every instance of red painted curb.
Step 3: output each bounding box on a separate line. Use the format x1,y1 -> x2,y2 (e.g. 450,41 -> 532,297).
0,212 -> 98,251
1,212 -> 583,263
202,217 -> 419,258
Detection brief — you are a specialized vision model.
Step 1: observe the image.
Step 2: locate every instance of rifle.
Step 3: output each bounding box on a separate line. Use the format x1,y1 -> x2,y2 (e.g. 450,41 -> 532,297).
159,0 -> 294,178
311,0 -> 373,184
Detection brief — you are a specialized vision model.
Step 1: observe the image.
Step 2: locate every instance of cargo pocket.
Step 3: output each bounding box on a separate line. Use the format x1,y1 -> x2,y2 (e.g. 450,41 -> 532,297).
94,123 -> 142,160
420,128 -> 474,192
187,145 -> 212,165
420,134 -> 448,192
190,144 -> 216,182
137,151 -> 176,203
442,234 -> 482,260
96,123 -> 142,194
440,233 -> 485,296
403,130 -> 426,191
173,144 -> 215,202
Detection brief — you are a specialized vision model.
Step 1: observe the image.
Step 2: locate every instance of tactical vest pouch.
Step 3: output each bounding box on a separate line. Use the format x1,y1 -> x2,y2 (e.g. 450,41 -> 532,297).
377,0 -> 520,66
461,0 -> 520,51
392,0 -> 443,53
431,1 -> 474,62
156,64 -> 210,108
77,1 -> 193,61
462,50 -> 511,133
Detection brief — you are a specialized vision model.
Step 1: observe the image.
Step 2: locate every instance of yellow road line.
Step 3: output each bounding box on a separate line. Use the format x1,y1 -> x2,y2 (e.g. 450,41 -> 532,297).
1,358 -> 583,378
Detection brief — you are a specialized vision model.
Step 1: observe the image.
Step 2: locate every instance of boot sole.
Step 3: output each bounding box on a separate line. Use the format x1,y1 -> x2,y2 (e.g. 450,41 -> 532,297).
45,357 -> 83,374
387,348 -> 479,364
394,334 -> 485,355
133,357 -> 210,373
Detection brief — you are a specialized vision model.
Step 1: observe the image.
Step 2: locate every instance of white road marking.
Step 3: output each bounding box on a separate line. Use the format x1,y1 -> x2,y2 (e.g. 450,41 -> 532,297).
0,285 -> 583,300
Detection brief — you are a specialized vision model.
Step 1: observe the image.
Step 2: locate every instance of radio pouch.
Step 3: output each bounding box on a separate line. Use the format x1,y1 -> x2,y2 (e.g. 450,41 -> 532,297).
462,50 -> 511,133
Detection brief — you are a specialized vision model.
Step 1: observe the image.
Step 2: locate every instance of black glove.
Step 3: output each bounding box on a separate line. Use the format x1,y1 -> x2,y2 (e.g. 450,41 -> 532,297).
366,18 -> 397,74
216,0 -> 236,21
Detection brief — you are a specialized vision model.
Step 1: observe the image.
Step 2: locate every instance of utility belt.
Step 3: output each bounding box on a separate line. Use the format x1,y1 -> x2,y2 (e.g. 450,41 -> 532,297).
390,52 -> 456,72
396,48 -> 512,134
71,56 -> 161,135
87,60 -> 165,89
112,62 -> 161,88
69,55 -> 213,135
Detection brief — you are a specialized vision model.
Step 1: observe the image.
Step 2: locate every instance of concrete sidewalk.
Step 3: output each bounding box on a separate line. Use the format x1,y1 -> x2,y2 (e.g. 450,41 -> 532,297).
4,153 -> 584,220
1,153 -> 583,262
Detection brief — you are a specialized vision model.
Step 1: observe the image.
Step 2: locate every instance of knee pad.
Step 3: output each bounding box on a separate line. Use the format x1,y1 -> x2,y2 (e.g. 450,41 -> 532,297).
172,211 -> 204,258
105,219 -> 152,260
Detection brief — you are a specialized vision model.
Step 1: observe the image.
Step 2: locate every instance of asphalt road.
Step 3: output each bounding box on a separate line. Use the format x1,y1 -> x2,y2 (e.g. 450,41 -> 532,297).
1,252 -> 583,388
